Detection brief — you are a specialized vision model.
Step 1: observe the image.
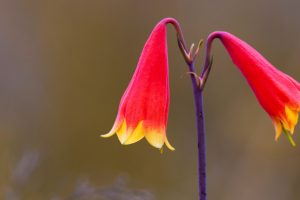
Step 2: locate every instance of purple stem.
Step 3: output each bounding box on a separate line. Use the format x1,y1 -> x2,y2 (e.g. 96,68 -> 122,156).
167,18 -> 207,200
189,62 -> 207,200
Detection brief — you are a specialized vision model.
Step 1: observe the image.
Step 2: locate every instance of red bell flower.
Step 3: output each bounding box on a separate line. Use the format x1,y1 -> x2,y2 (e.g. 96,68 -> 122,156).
205,31 -> 300,145
102,18 -> 177,150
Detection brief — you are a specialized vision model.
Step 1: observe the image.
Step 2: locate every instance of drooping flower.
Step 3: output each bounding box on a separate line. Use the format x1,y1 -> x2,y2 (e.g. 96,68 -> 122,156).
205,31 -> 300,144
101,18 -> 178,150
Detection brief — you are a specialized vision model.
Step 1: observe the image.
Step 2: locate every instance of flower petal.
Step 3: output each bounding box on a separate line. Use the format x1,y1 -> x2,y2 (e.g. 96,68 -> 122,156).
101,119 -> 122,138
272,119 -> 282,141
124,121 -> 145,145
116,119 -> 128,144
284,106 -> 299,134
145,130 -> 175,151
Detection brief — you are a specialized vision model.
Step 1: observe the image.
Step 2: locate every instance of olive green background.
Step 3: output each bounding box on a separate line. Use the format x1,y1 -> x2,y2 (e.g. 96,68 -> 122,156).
1,0 -> 300,199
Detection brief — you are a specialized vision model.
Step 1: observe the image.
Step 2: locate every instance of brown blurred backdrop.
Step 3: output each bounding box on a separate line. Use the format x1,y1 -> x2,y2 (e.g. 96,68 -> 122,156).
1,0 -> 300,199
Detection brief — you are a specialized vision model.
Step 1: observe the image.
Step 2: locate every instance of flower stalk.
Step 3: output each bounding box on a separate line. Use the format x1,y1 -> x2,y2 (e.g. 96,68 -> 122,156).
190,65 -> 207,200
173,22 -> 209,200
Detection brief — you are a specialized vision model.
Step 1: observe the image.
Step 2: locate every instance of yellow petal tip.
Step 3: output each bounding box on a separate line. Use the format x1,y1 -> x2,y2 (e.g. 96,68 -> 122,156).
145,131 -> 164,149
115,119 -> 129,144
101,130 -> 115,138
124,121 -> 145,145
272,119 -> 282,141
284,106 -> 299,134
145,130 -> 175,151
165,137 -> 175,151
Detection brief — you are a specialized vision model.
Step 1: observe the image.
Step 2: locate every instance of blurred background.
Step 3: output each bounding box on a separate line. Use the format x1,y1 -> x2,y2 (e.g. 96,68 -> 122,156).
1,0 -> 300,199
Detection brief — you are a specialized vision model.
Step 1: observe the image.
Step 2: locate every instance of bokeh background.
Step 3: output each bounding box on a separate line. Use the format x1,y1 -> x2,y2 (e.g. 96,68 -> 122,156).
1,0 -> 300,199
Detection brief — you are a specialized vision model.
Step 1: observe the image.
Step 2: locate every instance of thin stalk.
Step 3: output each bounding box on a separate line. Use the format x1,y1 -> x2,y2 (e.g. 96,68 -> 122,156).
167,18 -> 207,200
189,62 -> 207,200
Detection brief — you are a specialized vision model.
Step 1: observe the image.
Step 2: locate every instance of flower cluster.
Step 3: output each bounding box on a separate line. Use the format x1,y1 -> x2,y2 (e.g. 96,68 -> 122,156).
102,18 -> 300,149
